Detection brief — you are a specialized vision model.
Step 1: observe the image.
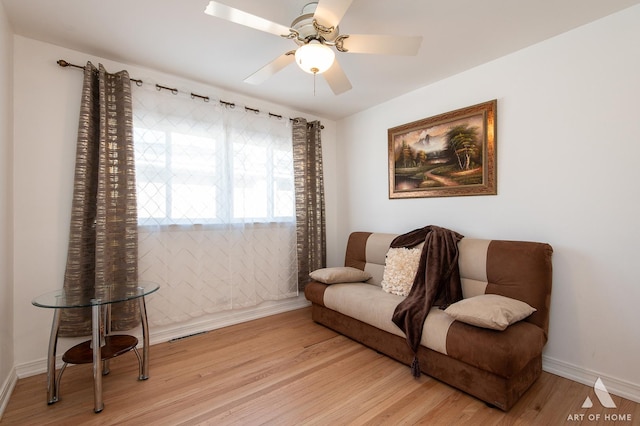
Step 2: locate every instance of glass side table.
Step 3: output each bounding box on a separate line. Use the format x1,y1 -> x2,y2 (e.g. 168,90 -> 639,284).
32,282 -> 160,413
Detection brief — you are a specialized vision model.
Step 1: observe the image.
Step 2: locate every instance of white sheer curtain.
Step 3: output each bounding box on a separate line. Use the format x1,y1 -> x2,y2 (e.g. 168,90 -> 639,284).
132,85 -> 298,326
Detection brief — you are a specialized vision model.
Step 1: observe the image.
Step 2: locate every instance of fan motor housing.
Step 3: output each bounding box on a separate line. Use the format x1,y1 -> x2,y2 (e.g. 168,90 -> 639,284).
290,12 -> 339,45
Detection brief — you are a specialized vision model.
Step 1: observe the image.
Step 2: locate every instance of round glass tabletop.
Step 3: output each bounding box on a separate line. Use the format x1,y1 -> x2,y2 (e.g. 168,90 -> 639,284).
32,282 -> 160,309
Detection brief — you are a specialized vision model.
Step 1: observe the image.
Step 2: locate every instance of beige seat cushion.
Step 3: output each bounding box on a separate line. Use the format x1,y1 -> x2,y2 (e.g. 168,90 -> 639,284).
323,283 -> 454,355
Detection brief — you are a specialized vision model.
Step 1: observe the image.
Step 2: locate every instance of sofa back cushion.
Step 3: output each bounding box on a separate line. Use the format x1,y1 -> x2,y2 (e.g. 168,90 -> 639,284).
344,232 -> 396,286
343,232 -> 553,335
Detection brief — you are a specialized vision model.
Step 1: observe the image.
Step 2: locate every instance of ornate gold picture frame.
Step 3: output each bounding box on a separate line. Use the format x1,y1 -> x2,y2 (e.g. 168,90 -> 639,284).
388,100 -> 497,199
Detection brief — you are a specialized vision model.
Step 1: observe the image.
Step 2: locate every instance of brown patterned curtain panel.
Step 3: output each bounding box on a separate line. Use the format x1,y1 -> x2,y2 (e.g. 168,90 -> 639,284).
292,119 -> 326,290
59,62 -> 139,337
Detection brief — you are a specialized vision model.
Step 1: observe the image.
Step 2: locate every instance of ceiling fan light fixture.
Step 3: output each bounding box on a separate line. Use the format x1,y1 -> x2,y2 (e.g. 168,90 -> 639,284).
295,41 -> 335,74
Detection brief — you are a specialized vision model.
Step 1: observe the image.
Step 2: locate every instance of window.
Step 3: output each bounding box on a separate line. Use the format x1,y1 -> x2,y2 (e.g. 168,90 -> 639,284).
132,87 -> 299,325
133,93 -> 294,226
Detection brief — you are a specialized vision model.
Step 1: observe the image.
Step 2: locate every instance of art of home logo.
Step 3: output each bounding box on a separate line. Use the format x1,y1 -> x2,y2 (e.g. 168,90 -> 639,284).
566,378 -> 633,422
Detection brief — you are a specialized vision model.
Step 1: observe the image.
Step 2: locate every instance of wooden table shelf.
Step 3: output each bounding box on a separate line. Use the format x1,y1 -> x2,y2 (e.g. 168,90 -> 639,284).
62,335 -> 139,365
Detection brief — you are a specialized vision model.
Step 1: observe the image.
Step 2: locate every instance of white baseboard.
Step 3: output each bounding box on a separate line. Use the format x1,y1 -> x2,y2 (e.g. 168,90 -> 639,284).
14,296 -> 311,379
150,295 -> 310,345
543,355 -> 640,403
0,368 -> 18,420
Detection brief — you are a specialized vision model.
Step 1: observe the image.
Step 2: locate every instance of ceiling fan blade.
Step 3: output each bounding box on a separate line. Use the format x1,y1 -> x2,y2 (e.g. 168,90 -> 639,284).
313,0 -> 353,30
204,1 -> 292,37
244,51 -> 295,85
323,59 -> 352,95
340,34 -> 423,55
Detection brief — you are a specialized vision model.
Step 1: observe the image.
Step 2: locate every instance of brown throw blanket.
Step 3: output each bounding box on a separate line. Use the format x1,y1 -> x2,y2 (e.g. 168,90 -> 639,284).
391,226 -> 464,377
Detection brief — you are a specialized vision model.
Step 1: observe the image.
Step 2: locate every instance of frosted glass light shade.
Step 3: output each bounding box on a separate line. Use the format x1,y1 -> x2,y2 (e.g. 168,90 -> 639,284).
295,41 -> 335,74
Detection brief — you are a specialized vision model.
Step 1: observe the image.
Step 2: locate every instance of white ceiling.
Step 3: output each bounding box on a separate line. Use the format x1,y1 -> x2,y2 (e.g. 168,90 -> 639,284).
3,0 -> 639,120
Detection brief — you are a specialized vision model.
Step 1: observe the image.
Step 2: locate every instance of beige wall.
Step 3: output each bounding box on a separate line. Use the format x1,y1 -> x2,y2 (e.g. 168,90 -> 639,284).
0,0 -> 15,416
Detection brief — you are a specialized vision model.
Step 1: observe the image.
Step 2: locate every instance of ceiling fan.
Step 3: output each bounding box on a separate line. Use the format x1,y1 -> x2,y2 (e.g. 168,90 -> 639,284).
204,0 -> 422,95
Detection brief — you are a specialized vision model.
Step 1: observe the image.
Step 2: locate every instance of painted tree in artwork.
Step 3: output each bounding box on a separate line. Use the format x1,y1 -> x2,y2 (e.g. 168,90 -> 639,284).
398,140 -> 415,168
446,124 -> 480,170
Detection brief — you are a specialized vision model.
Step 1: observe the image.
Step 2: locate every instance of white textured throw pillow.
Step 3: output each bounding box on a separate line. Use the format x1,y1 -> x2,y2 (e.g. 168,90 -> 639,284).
381,247 -> 422,296
444,294 -> 537,331
309,267 -> 372,284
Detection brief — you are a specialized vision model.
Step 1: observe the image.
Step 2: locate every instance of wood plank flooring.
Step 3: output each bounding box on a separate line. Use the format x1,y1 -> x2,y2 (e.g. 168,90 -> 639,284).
2,307 -> 638,425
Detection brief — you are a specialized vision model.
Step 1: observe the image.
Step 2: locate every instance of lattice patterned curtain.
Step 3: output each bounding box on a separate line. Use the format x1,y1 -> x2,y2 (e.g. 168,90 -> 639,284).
60,62 -> 139,337
133,85 -> 298,326
293,118 -> 326,290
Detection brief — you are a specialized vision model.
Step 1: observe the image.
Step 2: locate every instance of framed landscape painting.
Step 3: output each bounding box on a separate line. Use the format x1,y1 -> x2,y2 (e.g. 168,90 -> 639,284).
388,100 -> 497,199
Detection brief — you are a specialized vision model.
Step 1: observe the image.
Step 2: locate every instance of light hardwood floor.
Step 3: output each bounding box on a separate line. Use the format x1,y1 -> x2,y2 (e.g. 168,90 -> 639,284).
2,307 -> 638,425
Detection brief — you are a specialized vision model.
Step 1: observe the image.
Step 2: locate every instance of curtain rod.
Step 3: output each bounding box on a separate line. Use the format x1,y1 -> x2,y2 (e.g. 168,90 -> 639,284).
57,59 -> 323,128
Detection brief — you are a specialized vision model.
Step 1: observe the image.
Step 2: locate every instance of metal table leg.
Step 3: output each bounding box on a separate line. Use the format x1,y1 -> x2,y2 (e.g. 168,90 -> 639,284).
91,300 -> 104,413
138,295 -> 150,380
46,308 -> 61,404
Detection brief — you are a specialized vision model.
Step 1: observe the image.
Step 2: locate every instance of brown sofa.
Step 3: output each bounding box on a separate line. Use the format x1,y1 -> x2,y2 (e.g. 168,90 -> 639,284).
304,232 -> 553,411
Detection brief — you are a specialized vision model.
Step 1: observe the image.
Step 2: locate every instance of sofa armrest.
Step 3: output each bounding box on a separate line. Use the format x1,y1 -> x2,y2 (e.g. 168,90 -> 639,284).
304,281 -> 328,307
